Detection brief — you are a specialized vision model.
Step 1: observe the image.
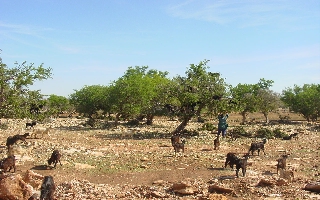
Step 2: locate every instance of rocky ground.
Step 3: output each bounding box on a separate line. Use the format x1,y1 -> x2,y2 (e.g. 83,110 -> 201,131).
0,112 -> 319,200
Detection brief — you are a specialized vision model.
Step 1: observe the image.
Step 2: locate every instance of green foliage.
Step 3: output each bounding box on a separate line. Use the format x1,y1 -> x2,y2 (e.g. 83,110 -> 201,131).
108,66 -> 170,122
255,128 -> 274,139
255,127 -> 287,139
199,122 -> 216,131
0,53 -> 53,118
230,126 -> 251,137
231,78 -> 275,124
0,122 -> 8,130
281,84 -> 320,121
273,128 -> 287,138
47,94 -> 72,117
256,88 -> 281,123
69,85 -> 109,118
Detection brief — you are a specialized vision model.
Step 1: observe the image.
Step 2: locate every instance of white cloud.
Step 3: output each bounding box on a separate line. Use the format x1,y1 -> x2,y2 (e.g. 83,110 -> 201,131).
167,0 -> 320,28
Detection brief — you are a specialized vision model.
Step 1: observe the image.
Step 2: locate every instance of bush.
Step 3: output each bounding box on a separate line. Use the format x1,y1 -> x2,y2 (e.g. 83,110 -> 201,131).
0,122 -> 8,130
230,126 -> 251,138
273,128 -> 287,138
256,128 -> 274,139
199,123 -> 215,131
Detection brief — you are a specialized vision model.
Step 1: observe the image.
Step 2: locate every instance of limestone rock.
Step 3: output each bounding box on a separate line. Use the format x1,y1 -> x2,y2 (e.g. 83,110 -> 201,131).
208,184 -> 233,194
0,174 -> 33,200
22,170 -> 44,190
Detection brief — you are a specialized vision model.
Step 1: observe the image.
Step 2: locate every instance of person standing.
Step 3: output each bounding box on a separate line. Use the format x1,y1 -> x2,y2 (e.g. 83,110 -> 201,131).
217,111 -> 229,137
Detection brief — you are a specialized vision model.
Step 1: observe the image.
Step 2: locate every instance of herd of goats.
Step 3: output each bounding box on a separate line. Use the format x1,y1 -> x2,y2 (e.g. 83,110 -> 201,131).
0,118 -> 298,200
171,131 -> 295,178
1,121 -> 59,200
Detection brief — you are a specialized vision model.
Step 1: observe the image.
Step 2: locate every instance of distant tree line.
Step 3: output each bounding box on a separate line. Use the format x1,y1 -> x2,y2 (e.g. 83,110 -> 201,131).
0,52 -> 319,132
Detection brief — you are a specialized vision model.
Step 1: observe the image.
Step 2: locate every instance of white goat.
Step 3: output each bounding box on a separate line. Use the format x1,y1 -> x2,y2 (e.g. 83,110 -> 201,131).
32,127 -> 52,139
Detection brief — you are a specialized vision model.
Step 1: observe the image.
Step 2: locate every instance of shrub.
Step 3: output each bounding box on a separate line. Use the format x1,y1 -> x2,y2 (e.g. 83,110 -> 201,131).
273,128 -> 287,138
256,128 -> 274,139
0,122 -> 8,130
231,126 -> 251,138
199,123 -> 215,131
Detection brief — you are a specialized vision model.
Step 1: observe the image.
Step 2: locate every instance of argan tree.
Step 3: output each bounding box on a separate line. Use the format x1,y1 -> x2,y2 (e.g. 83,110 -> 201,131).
108,66 -> 170,125
231,78 -> 274,124
281,84 -> 320,121
0,52 -> 52,118
169,60 -> 228,135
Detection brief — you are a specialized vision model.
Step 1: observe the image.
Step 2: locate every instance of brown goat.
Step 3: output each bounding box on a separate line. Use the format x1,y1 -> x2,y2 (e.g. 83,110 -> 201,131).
235,153 -> 250,177
0,155 -> 16,173
277,154 -> 289,174
48,150 -> 62,169
171,134 -> 185,156
6,133 -> 30,149
214,136 -> 220,150
40,176 -> 55,200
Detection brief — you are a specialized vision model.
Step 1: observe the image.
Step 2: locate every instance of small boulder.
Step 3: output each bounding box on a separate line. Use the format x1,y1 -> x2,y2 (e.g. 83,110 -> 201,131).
0,174 -> 33,200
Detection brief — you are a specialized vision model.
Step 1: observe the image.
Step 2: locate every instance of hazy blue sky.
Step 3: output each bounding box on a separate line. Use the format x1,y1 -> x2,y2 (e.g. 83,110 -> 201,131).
1,0 -> 319,97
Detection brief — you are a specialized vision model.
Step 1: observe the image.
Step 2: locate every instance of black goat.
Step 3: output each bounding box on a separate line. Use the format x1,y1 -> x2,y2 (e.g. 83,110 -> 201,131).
171,134 -> 185,156
0,155 -> 16,173
6,133 -> 30,149
26,121 -> 37,129
224,152 -> 238,169
235,153 -> 250,177
248,138 -> 267,156
277,154 -> 289,174
213,136 -> 220,150
48,150 -> 62,169
40,176 -> 55,200
283,133 -> 299,140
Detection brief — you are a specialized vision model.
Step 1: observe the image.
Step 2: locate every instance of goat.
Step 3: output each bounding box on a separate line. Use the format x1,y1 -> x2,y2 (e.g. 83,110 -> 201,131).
248,138 -> 267,156
235,153 -> 250,178
283,133 -> 299,140
0,155 -> 16,173
277,154 -> 289,175
171,134 -> 185,156
40,176 -> 55,200
26,121 -> 37,129
6,133 -> 30,149
213,135 -> 220,150
33,127 -> 52,139
48,150 -> 62,169
224,152 -> 238,169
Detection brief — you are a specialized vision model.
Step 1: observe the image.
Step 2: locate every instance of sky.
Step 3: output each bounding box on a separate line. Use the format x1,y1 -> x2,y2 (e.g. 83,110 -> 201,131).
1,0 -> 319,97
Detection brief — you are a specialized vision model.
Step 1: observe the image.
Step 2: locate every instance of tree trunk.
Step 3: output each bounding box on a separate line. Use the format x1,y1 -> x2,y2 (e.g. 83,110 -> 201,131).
115,113 -> 120,127
241,111 -> 247,124
263,112 -> 269,124
171,115 -> 192,135
196,104 -> 205,122
146,114 -> 154,125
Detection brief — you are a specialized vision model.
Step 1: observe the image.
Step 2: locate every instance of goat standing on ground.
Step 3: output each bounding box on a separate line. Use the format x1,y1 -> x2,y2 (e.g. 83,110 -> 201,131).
0,155 -> 16,173
277,154 -> 289,174
283,133 -> 299,140
225,152 -> 238,169
235,153 -> 250,177
48,150 -> 62,169
33,127 -> 52,139
248,138 -> 267,156
214,135 -> 220,150
171,134 -> 185,156
6,133 -> 30,150
26,121 -> 37,129
40,176 -> 55,200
